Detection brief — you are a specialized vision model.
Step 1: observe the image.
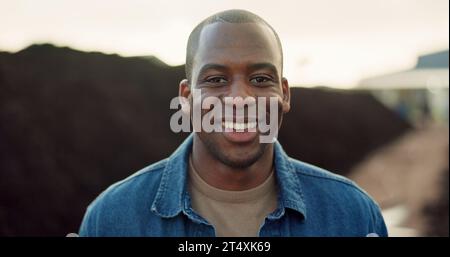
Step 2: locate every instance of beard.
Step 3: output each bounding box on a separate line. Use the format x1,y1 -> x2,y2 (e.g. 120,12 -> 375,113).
197,132 -> 268,169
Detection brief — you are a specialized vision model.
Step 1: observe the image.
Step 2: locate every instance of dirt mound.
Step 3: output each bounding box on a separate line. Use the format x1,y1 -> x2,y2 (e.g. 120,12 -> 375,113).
349,125 -> 448,236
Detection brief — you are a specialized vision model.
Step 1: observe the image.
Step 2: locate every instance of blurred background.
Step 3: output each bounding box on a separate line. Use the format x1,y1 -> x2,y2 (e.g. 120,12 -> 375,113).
0,0 -> 448,236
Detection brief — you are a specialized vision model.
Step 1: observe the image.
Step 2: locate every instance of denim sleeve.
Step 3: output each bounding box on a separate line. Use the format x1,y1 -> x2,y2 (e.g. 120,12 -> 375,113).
78,205 -> 97,237
370,201 -> 389,237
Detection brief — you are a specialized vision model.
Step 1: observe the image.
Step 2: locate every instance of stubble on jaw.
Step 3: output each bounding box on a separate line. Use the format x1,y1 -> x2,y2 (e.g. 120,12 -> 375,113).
197,133 -> 268,169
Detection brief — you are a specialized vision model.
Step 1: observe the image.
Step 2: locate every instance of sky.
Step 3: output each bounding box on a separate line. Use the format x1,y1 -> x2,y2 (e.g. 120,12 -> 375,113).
0,0 -> 448,88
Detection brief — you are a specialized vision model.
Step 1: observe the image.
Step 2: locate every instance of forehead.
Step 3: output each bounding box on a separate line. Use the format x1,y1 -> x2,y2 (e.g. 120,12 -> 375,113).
193,22 -> 281,72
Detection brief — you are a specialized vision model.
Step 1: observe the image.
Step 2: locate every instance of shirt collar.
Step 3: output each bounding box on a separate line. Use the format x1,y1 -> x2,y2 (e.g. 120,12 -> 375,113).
151,134 -> 307,219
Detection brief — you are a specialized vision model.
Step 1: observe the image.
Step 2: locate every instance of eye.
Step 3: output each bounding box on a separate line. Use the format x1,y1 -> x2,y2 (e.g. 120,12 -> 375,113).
205,76 -> 228,84
250,75 -> 273,85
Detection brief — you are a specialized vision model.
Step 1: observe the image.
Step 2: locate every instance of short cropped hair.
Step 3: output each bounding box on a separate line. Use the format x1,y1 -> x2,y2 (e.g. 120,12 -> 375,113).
185,9 -> 283,82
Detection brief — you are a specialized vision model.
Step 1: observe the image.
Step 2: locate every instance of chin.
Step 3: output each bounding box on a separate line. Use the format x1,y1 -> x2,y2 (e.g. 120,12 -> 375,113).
198,132 -> 268,168
216,142 -> 267,169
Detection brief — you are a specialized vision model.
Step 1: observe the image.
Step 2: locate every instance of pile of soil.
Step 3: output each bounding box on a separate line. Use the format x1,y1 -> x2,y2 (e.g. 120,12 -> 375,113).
0,44 -> 410,235
349,125 -> 448,236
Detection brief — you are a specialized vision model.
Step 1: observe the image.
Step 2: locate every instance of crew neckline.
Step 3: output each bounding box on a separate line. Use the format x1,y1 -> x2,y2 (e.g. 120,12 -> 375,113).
188,156 -> 276,203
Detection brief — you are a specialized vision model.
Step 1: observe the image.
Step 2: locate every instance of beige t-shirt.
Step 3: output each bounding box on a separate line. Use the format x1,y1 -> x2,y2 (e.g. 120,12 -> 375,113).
188,158 -> 278,237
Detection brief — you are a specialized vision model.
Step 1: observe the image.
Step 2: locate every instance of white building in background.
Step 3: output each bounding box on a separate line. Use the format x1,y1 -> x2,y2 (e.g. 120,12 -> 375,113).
359,50 -> 449,126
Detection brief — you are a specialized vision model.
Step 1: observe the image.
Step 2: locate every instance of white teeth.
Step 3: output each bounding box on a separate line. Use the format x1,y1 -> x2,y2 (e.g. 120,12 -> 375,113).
227,121 -> 234,129
222,121 -> 257,130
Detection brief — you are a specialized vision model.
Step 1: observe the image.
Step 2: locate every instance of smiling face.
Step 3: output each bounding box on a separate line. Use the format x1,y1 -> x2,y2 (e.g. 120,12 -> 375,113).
180,22 -> 290,168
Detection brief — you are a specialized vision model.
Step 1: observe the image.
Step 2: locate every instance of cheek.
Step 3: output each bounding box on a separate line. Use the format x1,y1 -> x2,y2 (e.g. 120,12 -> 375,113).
254,86 -> 284,100
194,90 -> 224,111
255,93 -> 284,113
189,91 -> 219,121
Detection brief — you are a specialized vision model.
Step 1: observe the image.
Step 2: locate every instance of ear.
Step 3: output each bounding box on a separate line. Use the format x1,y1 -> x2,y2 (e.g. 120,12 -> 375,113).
281,77 -> 291,113
179,79 -> 191,115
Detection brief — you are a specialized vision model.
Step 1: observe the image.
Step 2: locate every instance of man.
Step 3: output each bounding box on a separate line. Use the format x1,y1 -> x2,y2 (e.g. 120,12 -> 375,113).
79,9 -> 387,237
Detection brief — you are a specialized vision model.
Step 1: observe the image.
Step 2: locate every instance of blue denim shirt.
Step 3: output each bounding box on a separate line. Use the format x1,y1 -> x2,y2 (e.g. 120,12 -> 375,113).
79,134 -> 388,237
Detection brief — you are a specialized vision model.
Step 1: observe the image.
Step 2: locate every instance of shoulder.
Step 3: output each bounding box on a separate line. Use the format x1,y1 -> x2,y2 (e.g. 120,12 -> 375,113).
288,158 -> 388,236
94,158 -> 167,204
79,159 -> 168,236
289,157 -> 373,201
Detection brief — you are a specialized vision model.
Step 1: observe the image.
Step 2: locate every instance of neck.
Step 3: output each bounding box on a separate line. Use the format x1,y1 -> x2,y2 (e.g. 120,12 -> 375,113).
191,135 -> 274,191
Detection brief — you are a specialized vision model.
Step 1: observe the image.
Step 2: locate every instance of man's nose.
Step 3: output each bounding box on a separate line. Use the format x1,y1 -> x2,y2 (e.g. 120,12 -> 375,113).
224,80 -> 257,115
228,80 -> 252,99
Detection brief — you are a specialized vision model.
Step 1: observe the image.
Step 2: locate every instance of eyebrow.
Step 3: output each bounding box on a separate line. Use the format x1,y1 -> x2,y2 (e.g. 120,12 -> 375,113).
247,62 -> 279,76
197,63 -> 228,78
196,62 -> 280,78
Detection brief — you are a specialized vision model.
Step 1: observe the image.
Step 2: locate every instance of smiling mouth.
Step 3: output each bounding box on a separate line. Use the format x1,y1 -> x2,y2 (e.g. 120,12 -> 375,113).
222,121 -> 257,131
221,120 -> 259,143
